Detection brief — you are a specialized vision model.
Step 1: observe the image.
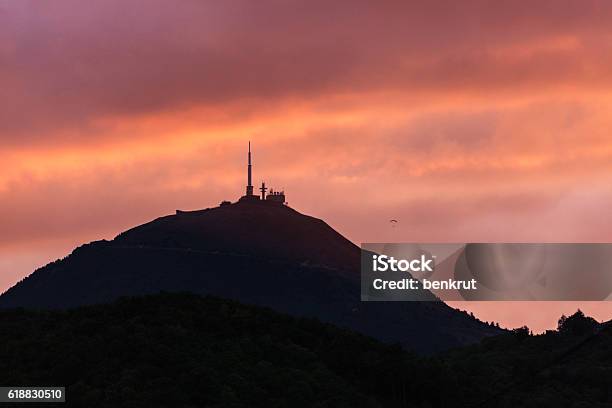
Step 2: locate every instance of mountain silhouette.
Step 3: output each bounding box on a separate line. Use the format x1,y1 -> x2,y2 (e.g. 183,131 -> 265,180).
0,200 -> 500,352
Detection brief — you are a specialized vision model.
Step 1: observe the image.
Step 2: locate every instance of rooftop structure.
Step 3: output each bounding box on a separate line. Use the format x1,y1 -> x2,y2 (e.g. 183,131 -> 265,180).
238,142 -> 286,205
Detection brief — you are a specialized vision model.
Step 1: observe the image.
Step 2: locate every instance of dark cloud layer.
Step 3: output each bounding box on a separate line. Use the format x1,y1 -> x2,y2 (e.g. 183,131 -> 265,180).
2,0 -> 612,144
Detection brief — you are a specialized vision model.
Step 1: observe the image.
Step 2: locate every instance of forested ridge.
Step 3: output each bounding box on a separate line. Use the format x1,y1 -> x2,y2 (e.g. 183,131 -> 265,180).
0,293 -> 609,407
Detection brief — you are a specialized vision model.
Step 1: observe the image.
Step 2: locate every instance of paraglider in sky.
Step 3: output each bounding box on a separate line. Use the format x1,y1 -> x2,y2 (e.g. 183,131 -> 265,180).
390,219 -> 398,228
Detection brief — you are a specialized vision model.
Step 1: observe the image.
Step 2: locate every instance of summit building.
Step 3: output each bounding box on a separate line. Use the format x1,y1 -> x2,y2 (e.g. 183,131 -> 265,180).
239,142 -> 286,204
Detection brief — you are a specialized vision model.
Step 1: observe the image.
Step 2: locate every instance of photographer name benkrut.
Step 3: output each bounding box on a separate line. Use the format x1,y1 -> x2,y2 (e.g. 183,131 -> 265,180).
371,254 -> 477,291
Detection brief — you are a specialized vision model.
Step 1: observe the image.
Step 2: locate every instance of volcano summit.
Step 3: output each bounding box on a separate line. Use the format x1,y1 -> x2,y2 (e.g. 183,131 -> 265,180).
0,144 -> 500,352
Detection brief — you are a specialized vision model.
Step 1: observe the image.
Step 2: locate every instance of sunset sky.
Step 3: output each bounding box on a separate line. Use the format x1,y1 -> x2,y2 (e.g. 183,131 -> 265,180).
2,0 -> 612,331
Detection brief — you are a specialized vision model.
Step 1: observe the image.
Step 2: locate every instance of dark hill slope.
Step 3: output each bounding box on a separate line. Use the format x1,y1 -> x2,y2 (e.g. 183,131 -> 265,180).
0,201 -> 500,353
0,294 -> 608,407
116,201 -> 359,275
444,316 -> 612,407
0,293 -> 435,408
